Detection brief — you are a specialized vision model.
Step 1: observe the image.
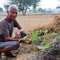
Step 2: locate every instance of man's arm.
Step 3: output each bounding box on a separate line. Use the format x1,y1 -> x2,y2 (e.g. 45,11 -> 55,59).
3,34 -> 18,41
14,20 -> 26,38
14,19 -> 21,29
14,19 -> 24,34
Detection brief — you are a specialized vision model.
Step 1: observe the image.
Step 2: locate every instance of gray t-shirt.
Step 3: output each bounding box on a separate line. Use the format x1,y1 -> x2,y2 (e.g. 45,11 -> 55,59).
0,17 -> 20,42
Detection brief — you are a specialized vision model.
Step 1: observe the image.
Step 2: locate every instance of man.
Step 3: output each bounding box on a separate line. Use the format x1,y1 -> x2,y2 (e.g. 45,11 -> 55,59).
0,5 -> 26,58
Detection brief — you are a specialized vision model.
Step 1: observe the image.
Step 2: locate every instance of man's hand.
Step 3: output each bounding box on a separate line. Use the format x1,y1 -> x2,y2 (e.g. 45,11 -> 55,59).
15,32 -> 21,39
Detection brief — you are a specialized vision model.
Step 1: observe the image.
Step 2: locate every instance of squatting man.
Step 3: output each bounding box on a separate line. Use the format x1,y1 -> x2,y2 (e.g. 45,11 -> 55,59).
0,5 -> 26,58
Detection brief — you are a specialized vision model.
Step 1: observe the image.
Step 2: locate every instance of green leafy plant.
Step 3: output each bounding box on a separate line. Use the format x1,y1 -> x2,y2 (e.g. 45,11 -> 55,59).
58,35 -> 60,41
31,30 -> 42,45
43,32 -> 57,40
18,35 -> 29,43
44,43 -> 50,48
43,29 -> 49,35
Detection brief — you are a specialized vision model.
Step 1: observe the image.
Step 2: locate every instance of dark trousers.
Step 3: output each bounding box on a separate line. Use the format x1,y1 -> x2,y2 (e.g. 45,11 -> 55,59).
21,31 -> 27,38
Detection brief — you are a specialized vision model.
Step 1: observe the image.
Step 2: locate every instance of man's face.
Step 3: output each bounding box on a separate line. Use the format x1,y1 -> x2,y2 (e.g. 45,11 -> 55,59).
7,8 -> 17,20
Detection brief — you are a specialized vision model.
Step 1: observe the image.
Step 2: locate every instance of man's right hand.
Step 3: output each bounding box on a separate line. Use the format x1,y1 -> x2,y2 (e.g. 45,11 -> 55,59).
15,32 -> 21,39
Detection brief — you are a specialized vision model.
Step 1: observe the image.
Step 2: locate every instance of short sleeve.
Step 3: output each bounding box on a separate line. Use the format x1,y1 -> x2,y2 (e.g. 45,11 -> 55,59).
14,20 -> 20,27
0,21 -> 9,34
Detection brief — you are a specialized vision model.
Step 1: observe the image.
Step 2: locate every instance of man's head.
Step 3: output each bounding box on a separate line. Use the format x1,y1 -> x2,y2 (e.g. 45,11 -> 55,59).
7,5 -> 18,20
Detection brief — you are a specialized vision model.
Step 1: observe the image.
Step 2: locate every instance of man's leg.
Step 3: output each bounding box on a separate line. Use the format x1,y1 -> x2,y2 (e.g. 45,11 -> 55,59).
0,41 -> 19,58
0,41 -> 19,52
0,46 -> 14,53
21,31 -> 27,38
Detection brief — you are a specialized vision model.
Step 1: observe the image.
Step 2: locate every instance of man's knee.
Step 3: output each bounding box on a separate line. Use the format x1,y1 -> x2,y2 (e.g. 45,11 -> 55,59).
21,31 -> 27,38
12,42 -> 19,50
14,42 -> 19,49
0,41 -> 19,50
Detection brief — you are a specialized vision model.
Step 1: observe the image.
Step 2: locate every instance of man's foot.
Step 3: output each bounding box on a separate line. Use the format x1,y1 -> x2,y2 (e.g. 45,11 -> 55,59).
4,52 -> 16,58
